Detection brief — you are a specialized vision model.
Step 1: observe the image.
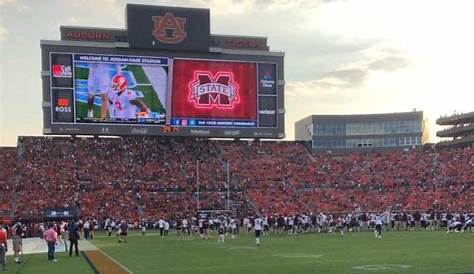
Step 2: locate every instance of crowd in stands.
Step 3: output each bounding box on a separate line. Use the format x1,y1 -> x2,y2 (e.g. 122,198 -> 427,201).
0,136 -> 471,223
0,147 -> 16,214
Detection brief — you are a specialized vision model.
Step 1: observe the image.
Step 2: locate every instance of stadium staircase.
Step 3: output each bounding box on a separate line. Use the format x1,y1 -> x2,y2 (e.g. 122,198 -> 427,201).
303,146 -> 317,163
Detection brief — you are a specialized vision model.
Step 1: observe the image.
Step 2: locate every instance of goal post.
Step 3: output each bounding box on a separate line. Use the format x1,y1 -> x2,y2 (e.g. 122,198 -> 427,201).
195,160 -> 231,214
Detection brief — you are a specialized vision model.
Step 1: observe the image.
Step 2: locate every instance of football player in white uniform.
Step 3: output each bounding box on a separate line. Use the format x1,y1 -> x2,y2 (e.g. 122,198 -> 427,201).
229,217 -> 237,239
317,212 -> 326,233
217,218 -> 225,243
254,215 -> 263,246
337,215 -> 345,236
374,213 -> 383,239
87,63 -> 115,118
447,219 -> 463,233
106,74 -> 150,119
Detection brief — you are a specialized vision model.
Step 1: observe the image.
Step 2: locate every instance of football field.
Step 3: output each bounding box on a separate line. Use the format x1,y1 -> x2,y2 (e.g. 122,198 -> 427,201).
6,231 -> 474,274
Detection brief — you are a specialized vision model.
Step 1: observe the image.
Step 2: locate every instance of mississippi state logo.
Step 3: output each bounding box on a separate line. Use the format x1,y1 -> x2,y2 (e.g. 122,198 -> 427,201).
189,71 -> 239,109
152,12 -> 187,44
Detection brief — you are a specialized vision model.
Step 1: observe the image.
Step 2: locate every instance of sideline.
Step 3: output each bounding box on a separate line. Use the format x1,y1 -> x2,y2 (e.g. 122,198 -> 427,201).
83,240 -> 135,274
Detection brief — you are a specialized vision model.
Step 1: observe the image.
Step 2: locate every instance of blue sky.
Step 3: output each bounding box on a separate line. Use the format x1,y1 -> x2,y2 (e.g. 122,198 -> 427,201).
1,0 -> 473,145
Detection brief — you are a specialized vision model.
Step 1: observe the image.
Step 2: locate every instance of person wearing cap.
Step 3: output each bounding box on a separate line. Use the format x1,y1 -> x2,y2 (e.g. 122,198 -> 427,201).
0,224 -> 8,271
44,223 -> 58,262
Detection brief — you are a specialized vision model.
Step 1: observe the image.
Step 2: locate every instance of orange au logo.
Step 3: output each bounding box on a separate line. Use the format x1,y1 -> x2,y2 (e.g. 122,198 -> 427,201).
152,12 -> 187,44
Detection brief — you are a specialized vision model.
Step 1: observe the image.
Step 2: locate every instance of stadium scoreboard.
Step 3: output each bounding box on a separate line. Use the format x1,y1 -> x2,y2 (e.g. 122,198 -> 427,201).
41,4 -> 285,139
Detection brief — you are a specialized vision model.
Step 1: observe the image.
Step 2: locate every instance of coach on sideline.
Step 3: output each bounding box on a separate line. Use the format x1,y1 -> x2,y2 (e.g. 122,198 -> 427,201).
69,220 -> 80,256
0,224 -> 8,271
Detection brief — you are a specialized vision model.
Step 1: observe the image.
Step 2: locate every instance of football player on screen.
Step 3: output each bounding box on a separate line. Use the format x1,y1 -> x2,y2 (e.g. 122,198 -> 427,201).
87,63 -> 115,119
106,74 -> 150,119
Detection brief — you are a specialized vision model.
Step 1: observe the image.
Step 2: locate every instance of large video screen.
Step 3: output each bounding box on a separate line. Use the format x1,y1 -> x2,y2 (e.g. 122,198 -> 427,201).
46,50 -> 281,138
170,59 -> 257,127
73,54 -> 169,124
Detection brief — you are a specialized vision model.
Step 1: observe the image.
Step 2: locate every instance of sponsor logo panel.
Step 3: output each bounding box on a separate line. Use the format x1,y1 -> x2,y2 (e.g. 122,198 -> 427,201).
190,129 -> 210,135
50,53 -> 73,88
258,63 -> 276,95
52,89 -> 74,122
258,96 -> 277,128
131,128 -> 148,134
224,130 -> 240,136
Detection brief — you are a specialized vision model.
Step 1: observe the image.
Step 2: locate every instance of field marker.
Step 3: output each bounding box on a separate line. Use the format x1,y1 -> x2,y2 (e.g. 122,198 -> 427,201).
226,246 -> 258,250
352,264 -> 412,271
275,253 -> 323,259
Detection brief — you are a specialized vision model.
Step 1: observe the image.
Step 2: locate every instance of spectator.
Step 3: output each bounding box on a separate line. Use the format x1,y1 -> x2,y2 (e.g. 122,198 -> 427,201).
44,224 -> 58,262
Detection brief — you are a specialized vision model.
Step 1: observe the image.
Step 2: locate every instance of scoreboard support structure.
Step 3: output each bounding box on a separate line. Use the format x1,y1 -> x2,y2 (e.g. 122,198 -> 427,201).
195,160 -> 232,215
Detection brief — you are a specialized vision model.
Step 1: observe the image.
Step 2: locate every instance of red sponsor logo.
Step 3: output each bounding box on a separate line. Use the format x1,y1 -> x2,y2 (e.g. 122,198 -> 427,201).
52,64 -> 72,78
55,97 -> 72,113
188,71 -> 239,109
152,12 -> 187,44
57,98 -> 69,107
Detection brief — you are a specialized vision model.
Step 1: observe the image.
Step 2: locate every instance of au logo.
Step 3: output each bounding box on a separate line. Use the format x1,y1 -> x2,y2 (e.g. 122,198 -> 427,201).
152,12 -> 187,44
189,71 -> 239,109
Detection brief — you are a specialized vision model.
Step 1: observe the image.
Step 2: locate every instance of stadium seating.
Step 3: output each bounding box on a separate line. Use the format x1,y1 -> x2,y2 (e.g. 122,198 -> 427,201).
0,147 -> 16,213
0,137 -> 472,221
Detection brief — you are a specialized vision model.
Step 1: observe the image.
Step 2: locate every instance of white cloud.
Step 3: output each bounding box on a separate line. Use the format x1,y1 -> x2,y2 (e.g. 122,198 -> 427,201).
76,0 -> 122,25
0,0 -> 27,12
1,0 -> 474,144
15,2 -> 27,12
69,16 -> 81,24
0,0 -> 17,5
368,56 -> 409,72
0,23 -> 8,44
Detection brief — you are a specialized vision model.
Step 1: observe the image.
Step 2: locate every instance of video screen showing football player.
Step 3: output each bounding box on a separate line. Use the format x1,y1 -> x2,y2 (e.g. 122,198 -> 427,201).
87,63 -> 117,118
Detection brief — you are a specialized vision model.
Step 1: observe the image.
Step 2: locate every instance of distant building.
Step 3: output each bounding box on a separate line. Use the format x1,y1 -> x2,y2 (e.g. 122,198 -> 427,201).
436,111 -> 474,148
295,111 -> 428,151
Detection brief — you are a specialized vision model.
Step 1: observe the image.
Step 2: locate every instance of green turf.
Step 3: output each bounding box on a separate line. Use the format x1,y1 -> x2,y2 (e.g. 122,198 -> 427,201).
135,85 -> 164,112
125,65 -> 148,84
5,252 -> 94,274
7,231 -> 474,274
75,67 -> 88,79
92,231 -> 473,274
75,102 -> 100,120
